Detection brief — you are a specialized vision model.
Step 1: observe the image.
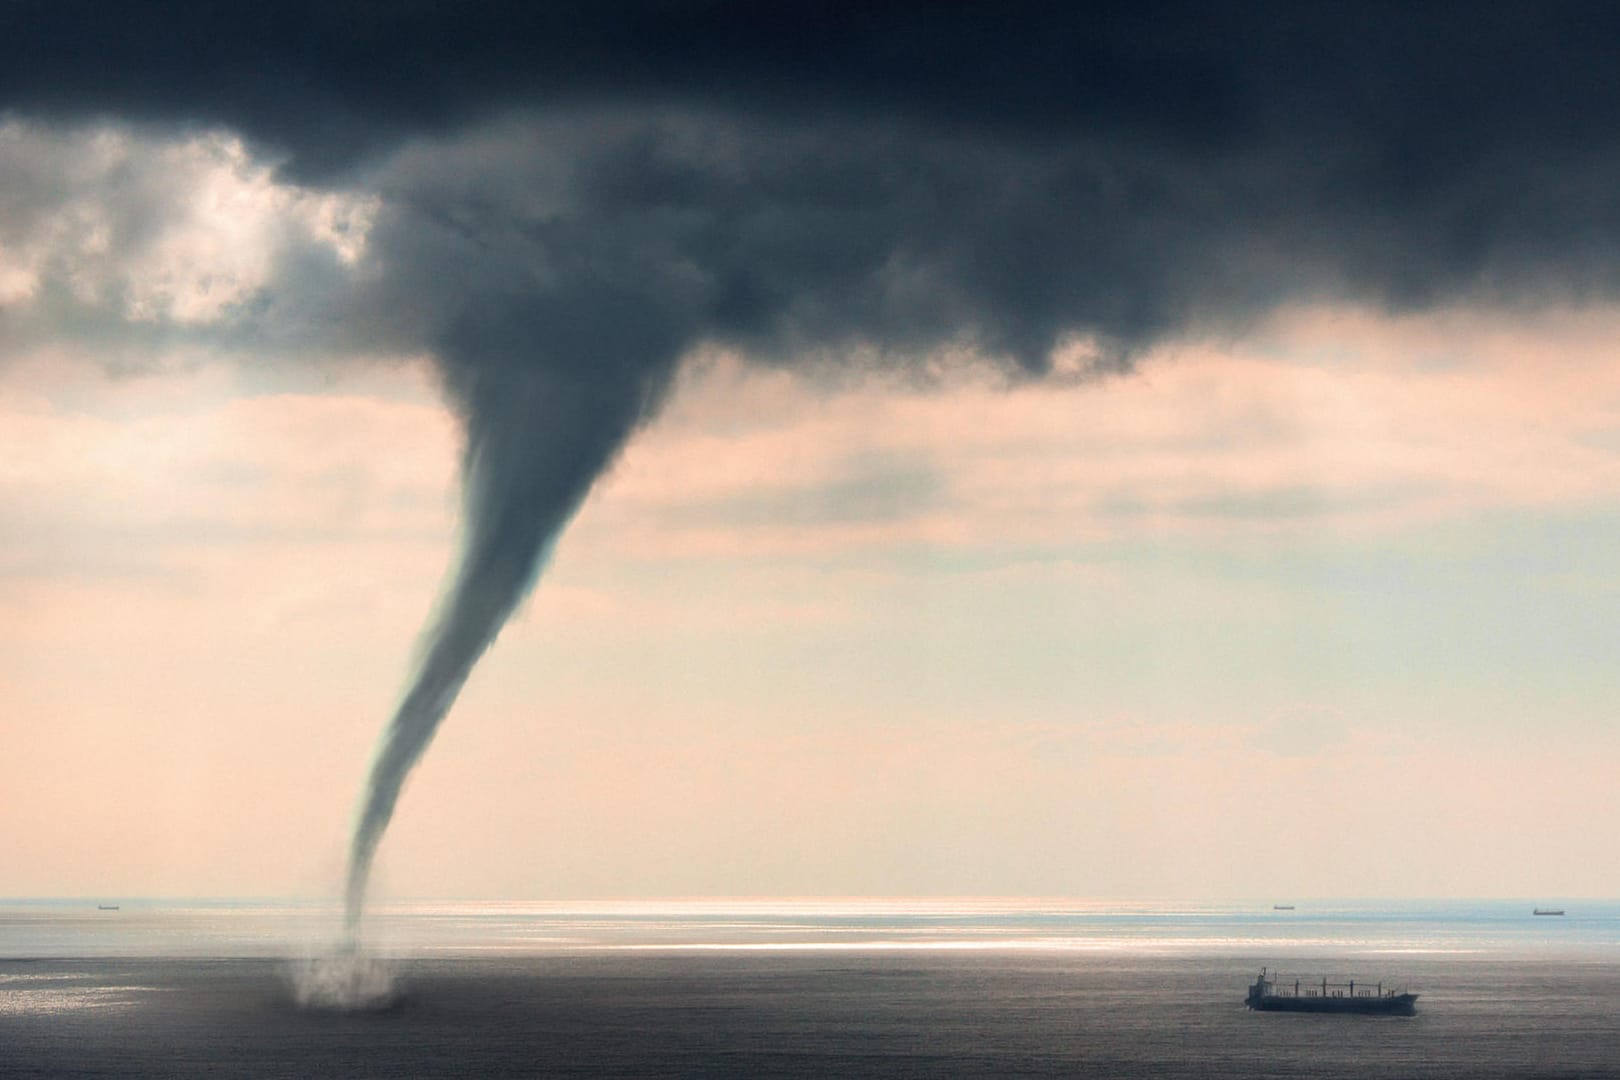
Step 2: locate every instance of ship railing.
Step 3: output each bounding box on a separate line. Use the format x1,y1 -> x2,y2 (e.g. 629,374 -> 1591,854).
1258,973 -> 1408,998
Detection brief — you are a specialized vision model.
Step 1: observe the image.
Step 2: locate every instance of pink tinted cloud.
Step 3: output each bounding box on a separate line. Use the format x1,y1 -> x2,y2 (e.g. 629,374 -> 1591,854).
576,304 -> 1620,559
0,361 -> 457,573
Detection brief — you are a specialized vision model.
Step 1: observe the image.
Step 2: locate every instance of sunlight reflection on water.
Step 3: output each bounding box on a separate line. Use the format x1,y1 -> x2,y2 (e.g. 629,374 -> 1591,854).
0,973 -> 164,1015
1,897 -> 1615,959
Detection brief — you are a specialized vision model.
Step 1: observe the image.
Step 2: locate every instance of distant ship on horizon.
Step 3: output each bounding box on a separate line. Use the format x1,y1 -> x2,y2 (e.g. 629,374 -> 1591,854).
1272,904 -> 1295,910
97,904 -> 119,911
1533,908 -> 1566,916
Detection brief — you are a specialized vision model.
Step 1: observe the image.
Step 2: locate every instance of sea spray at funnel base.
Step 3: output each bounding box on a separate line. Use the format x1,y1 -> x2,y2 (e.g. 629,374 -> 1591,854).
290,948 -> 400,1012
344,362 -> 672,933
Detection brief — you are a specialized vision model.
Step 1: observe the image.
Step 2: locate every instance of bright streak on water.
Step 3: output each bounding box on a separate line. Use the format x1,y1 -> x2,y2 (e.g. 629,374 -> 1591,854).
1,897 -> 1615,959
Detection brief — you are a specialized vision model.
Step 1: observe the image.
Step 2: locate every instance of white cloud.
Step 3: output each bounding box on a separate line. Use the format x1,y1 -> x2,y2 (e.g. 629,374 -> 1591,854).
0,120 -> 377,325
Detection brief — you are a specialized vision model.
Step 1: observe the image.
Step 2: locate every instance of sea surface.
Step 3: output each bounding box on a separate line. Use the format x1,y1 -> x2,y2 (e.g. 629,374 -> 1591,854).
2,898 -> 1617,1078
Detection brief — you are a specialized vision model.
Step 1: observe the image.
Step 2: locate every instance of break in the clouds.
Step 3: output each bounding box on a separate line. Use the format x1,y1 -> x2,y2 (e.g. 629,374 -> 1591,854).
7,2 -> 1620,915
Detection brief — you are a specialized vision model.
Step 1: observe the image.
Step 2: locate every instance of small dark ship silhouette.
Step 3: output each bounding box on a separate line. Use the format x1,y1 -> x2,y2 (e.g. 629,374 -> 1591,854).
1272,904 -> 1295,910
1247,968 -> 1417,1015
97,905 -> 119,911
1533,908 -> 1565,916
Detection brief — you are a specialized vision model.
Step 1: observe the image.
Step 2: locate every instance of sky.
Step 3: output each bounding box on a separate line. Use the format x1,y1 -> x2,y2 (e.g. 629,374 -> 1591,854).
3,3 -> 1620,901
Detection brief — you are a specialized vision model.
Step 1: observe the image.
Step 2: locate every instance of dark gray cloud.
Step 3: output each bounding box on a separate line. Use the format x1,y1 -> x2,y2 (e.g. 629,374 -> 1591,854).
10,4 -> 1620,367
7,3 -> 1620,186
7,2 -> 1618,925
0,2 -> 1304,175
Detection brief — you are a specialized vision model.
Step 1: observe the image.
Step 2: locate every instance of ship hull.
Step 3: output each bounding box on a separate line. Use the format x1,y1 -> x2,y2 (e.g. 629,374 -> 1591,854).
1249,994 -> 1417,1016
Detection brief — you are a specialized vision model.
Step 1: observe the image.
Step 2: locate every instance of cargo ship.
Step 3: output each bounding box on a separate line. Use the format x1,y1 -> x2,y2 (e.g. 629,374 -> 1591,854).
1533,908 -> 1565,916
1246,968 -> 1417,1015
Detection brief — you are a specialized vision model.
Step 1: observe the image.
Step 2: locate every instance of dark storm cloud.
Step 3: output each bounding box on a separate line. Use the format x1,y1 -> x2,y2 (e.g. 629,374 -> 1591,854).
6,3 -> 1620,174
9,1 -> 1619,926
0,1 -> 1259,173
10,2 -> 1620,360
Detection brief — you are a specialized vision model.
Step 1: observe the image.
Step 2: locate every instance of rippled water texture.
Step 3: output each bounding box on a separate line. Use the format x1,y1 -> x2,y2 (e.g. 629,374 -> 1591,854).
2,900 -> 1616,1077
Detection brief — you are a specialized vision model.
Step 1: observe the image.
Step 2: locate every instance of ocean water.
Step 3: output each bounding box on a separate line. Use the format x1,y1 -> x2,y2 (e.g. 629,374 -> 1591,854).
2,899 -> 1617,1078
